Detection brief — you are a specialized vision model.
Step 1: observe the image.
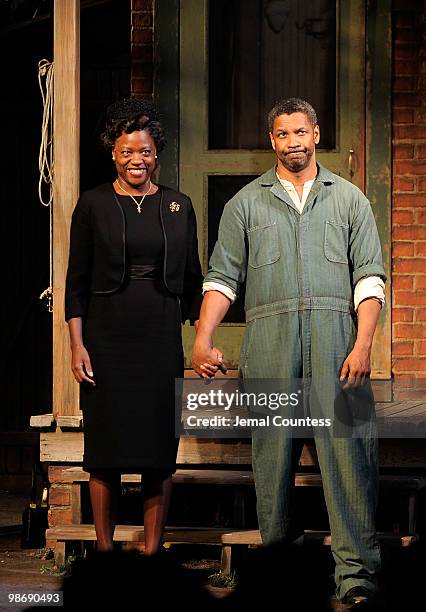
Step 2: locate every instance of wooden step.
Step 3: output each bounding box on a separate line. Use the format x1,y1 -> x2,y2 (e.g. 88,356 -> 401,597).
58,467 -> 254,485
46,524 -> 230,543
46,524 -> 419,574
54,466 -> 426,490
220,530 -> 418,547
219,530 -> 419,575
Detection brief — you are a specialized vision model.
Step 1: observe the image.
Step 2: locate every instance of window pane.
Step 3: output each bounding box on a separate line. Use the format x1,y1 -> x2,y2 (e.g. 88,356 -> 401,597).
208,175 -> 259,323
209,0 -> 336,150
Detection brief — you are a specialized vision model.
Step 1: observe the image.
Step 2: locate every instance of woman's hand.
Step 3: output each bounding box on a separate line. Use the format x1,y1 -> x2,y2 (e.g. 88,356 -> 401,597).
71,344 -> 96,385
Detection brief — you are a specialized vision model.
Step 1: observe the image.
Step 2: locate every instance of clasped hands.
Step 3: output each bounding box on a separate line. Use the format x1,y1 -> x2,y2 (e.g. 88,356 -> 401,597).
192,320 -> 227,379
192,322 -> 371,386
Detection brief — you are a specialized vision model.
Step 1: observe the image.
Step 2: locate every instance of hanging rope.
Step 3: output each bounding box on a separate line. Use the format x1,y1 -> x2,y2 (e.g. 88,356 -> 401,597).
38,59 -> 54,313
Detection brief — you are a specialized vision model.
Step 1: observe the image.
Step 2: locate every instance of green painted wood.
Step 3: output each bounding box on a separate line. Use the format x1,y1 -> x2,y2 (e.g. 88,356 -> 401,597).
366,0 -> 392,379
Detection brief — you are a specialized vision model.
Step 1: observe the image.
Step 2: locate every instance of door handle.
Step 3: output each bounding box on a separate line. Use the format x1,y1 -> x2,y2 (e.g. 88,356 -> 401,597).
348,149 -> 355,180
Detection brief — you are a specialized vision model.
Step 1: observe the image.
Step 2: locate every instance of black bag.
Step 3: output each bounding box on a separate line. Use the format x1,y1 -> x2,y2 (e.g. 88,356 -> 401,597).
21,462 -> 49,549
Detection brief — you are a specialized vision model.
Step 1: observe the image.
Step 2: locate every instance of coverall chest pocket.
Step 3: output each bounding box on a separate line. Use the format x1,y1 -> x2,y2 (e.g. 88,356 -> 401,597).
324,220 -> 349,264
248,223 -> 280,268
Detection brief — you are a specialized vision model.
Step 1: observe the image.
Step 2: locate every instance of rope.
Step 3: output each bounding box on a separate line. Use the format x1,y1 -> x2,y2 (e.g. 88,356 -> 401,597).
38,59 -> 54,313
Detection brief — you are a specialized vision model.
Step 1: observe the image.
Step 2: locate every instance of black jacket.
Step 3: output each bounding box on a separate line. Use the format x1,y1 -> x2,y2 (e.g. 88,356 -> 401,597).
65,183 -> 203,324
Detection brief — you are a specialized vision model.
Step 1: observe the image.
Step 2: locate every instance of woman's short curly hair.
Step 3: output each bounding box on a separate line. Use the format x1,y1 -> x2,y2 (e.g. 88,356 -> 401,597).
101,97 -> 166,153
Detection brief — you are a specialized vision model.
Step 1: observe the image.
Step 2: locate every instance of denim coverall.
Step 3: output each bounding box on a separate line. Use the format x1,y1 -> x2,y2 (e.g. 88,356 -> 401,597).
204,163 -> 386,599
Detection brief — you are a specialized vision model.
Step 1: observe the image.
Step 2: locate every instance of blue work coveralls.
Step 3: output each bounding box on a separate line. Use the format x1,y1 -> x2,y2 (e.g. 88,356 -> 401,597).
204,163 -> 386,599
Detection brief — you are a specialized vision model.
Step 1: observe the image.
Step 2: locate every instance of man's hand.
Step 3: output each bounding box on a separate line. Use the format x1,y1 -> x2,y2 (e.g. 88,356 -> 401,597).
192,340 -> 227,379
339,345 -> 371,389
339,297 -> 382,389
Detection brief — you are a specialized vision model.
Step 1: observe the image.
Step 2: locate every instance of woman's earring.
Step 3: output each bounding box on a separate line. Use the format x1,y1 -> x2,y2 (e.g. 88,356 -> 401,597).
155,155 -> 158,159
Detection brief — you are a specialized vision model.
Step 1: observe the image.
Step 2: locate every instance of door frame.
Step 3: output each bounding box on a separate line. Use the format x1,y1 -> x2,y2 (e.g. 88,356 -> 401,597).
154,0 -> 392,380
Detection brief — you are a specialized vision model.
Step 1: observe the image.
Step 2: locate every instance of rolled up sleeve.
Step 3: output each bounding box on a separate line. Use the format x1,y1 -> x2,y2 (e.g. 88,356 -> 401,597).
204,197 -> 248,297
349,193 -> 387,287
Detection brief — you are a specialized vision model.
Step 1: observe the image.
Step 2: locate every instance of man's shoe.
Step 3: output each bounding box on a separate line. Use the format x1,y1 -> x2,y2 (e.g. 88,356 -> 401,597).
341,587 -> 375,608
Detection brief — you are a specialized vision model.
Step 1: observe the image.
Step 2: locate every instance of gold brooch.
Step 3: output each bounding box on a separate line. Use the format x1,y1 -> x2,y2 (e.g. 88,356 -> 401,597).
169,202 -> 180,212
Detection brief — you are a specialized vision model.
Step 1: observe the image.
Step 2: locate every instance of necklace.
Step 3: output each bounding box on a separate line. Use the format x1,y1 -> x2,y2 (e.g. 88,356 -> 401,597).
115,179 -> 153,213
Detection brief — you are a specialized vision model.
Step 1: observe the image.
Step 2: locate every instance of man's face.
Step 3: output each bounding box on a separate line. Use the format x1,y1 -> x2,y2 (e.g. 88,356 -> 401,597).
269,112 -> 320,173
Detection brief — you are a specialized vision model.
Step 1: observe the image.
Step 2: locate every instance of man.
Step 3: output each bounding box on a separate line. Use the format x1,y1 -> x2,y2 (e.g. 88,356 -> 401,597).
192,98 -> 386,607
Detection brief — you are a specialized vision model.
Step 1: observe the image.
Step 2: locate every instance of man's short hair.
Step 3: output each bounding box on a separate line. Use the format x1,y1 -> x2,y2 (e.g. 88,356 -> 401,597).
268,98 -> 318,132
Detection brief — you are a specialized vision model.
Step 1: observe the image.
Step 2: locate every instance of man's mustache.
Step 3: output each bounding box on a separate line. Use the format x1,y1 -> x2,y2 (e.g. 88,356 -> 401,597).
285,149 -> 306,155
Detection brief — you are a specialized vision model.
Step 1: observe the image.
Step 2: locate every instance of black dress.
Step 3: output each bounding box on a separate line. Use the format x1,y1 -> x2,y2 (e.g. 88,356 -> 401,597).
80,190 -> 183,474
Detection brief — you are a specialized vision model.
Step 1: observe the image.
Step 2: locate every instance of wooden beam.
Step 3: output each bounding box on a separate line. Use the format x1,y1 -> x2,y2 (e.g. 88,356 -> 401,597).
53,0 -> 80,417
40,430 -> 426,468
30,414 -> 54,428
366,0 -> 392,379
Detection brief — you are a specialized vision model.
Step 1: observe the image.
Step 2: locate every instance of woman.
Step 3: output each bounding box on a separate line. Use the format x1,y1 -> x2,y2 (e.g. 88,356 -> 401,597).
65,98 -> 202,554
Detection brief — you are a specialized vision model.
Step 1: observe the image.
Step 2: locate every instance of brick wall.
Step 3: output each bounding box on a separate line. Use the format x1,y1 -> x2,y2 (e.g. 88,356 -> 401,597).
392,0 -> 426,378
131,0 -> 154,97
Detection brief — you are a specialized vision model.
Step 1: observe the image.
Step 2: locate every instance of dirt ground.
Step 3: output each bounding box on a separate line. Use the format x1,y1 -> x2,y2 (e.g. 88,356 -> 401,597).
0,492 -> 59,610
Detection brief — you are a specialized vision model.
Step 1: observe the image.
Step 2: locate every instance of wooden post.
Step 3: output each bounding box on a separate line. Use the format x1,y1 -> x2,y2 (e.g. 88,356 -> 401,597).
53,0 -> 80,417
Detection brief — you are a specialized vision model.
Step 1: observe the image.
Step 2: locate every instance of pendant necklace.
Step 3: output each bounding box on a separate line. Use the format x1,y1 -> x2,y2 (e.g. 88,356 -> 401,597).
115,179 -> 153,213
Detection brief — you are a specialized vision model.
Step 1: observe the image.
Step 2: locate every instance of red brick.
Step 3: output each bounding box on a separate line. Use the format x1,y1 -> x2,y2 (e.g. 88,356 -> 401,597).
393,92 -> 421,107
47,508 -> 73,528
131,44 -> 153,62
132,62 -> 153,79
393,0 -> 424,10
48,466 -> 68,484
393,125 -> 426,140
393,258 -> 426,273
393,226 -> 426,240
132,28 -> 153,44
393,210 -> 414,224
393,109 -> 415,124
393,386 -> 426,398
395,13 -> 419,28
415,242 -> 426,256
392,376 -> 426,389
415,275 -> 426,289
393,194 -> 426,208
394,29 -> 421,44
393,290 -> 426,305
417,340 -> 426,354
394,61 -> 418,76
393,144 -> 414,159
49,487 -> 71,506
393,76 -> 417,91
416,110 -> 426,125
392,273 -> 414,288
416,308 -> 426,321
416,145 -> 426,159
416,211 -> 426,224
392,357 -> 426,372
131,77 -> 153,95
393,243 -> 415,258
392,307 -> 414,322
394,160 -> 426,174
393,177 -> 415,191
393,323 -> 426,340
132,12 -> 153,28
132,0 -> 153,10
392,341 -> 414,355
419,179 -> 426,191
393,45 -> 418,61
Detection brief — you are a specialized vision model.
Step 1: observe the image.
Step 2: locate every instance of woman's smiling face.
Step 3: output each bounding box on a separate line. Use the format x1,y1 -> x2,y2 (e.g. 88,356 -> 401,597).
113,129 -> 157,191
